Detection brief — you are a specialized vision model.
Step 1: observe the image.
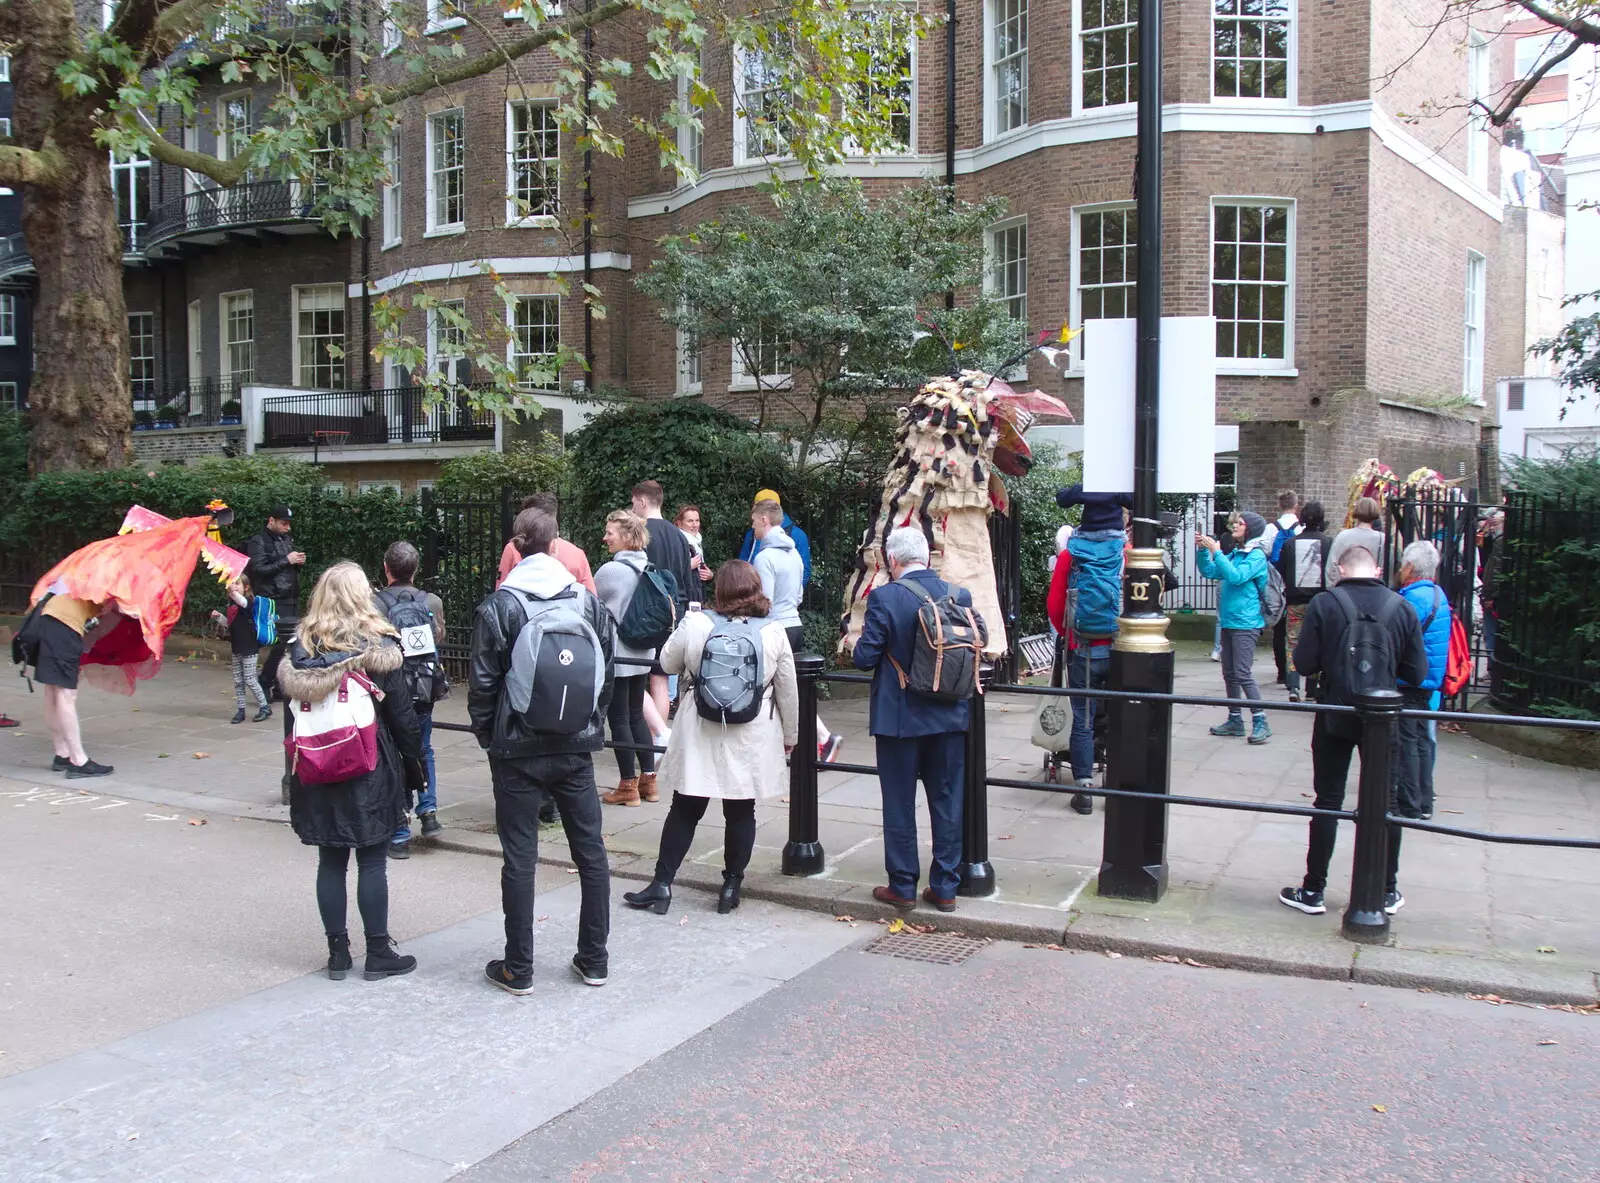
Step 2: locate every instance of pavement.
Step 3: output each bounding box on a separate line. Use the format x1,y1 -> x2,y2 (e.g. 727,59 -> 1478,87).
1,638 -> 1597,1006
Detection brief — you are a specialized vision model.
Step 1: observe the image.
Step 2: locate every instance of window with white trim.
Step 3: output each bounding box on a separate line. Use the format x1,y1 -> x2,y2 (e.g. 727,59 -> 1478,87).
217,93 -> 253,172
428,298 -> 468,379
0,57 -> 9,82
0,119 -> 10,138
507,101 -> 560,224
129,312 -> 156,406
380,0 -> 401,52
503,1 -> 565,18
425,0 -> 465,32
359,480 -> 403,495
735,41 -> 795,162
0,293 -> 15,345
511,295 -> 560,387
1079,0 -> 1138,111
295,285 -> 346,389
0,383 -> 17,412
987,219 -> 1027,328
1463,251 -> 1486,401
731,325 -> 789,389
677,72 -> 703,178
990,0 -> 1028,136
1212,201 -> 1292,364
1073,206 -> 1136,362
382,131 -> 402,247
1515,32 -> 1573,79
1467,32 -> 1491,188
676,320 -> 702,396
222,291 -> 254,389
851,6 -> 914,151
1212,0 -> 1291,101
426,109 -> 465,232
110,152 -> 150,251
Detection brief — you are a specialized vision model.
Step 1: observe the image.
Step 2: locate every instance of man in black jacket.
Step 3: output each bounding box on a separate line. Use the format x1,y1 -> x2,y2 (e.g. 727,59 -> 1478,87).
469,508 -> 614,995
1281,530 -> 1427,918
245,504 -> 306,699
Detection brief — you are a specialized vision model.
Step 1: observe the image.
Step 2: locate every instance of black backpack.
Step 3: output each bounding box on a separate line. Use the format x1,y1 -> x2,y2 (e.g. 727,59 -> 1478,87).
376,587 -> 448,707
11,592 -> 55,675
886,577 -> 987,703
1325,587 -> 1405,717
617,559 -> 680,651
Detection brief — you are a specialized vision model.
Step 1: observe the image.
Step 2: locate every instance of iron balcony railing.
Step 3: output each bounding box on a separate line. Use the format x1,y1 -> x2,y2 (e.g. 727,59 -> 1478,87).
131,377 -> 243,429
0,233 -> 31,280
174,0 -> 348,51
145,180 -> 322,249
260,384 -> 497,449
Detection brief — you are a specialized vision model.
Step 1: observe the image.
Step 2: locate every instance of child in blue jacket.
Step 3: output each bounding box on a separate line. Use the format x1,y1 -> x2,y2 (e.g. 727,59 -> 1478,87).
1196,511 -> 1272,744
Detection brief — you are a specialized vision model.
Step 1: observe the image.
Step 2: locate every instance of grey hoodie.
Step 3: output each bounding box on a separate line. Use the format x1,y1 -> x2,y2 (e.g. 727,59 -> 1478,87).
753,526 -> 803,629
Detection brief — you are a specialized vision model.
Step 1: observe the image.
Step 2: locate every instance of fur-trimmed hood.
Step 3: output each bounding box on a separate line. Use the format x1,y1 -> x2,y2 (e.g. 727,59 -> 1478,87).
278,637 -> 403,703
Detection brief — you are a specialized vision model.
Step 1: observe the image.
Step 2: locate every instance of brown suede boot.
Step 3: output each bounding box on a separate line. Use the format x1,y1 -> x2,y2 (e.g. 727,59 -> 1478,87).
602,777 -> 641,806
637,772 -> 659,803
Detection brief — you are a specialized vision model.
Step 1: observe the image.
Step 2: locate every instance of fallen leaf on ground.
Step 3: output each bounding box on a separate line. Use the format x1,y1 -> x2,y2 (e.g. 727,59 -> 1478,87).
834,914 -> 856,923
996,834 -> 1015,840
1536,946 -> 1558,954
1538,1039 -> 1559,1046
565,868 -> 578,874
779,796 -> 789,803
1442,809 -> 1464,814
886,918 -> 907,934
127,1132 -> 140,1140
192,752 -> 210,760
536,915 -> 549,922
1183,958 -> 1214,968
678,917 -> 688,926
1372,1104 -> 1387,1113
187,818 -> 206,826
908,922 -> 937,934
1152,954 -> 1181,964
158,753 -> 170,759
1103,950 -> 1122,959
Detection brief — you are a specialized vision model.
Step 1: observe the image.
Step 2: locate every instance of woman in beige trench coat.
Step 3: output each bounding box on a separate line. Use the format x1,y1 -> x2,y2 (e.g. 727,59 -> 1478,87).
623,560 -> 799,915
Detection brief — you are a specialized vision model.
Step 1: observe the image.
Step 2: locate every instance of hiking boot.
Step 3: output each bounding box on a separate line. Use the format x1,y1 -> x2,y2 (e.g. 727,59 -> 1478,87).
1383,890 -> 1405,915
570,955 -> 608,987
1071,779 -> 1094,815
230,708 -> 247,725
326,933 -> 352,981
1209,716 -> 1246,737
253,705 -> 272,723
387,840 -> 410,860
602,777 -> 641,806
1248,716 -> 1272,745
485,959 -> 535,996
419,811 -> 442,837
363,935 -> 417,980
1278,887 -> 1326,914
637,772 -> 659,803
66,759 -> 113,779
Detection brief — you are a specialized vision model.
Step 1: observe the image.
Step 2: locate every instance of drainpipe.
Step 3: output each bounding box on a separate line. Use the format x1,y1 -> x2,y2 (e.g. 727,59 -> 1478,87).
944,0 -> 957,312
354,4 -> 372,390
583,0 -> 595,381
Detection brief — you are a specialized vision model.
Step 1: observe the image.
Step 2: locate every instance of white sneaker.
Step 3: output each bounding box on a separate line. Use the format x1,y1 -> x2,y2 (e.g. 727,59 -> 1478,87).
1209,648 -> 1222,662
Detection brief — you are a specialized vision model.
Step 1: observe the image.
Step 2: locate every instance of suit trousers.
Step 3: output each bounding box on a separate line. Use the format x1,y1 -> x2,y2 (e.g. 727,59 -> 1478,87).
875,732 -> 966,900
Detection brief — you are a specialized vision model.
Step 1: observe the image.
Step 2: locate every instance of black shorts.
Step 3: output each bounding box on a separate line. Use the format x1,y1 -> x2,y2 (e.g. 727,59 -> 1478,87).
34,617 -> 85,690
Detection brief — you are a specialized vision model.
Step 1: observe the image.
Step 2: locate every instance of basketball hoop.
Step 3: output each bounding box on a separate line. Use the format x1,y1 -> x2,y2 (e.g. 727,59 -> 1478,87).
311,429 -> 350,463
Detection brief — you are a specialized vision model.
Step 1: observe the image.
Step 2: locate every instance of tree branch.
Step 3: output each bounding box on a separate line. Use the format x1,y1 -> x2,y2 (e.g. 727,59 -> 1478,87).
136,115 -> 251,185
1515,1 -> 1600,45
1487,31 -> 1585,126
0,144 -> 68,187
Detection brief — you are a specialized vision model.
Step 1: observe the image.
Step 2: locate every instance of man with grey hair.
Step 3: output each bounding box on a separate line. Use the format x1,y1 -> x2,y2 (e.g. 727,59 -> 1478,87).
1281,530 -> 1426,917
852,526 -> 981,913
1396,539 -> 1452,821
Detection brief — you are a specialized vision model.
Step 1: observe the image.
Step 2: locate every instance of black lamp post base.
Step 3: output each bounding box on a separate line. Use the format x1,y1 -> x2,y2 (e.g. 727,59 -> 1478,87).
781,841 -> 826,876
958,859 -> 997,897
1341,908 -> 1390,943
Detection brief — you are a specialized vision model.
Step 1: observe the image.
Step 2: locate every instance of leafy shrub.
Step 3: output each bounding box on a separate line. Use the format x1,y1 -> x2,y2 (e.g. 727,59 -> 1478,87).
434,444 -> 571,504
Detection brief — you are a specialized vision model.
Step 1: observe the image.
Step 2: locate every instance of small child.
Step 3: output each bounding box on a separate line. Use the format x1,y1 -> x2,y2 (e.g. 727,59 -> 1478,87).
210,576 -> 271,724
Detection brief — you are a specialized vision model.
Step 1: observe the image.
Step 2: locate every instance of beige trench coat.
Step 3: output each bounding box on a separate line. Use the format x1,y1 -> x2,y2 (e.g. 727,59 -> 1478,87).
656,612 -> 800,801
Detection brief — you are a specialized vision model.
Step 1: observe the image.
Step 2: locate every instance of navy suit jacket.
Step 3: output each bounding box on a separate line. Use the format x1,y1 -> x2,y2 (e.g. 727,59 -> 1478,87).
852,567 -> 975,738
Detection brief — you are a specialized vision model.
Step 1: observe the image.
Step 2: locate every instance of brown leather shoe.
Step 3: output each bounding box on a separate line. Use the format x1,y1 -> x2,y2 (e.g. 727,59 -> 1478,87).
601,777 -> 640,806
920,888 -> 956,913
872,885 -> 916,910
637,772 -> 659,803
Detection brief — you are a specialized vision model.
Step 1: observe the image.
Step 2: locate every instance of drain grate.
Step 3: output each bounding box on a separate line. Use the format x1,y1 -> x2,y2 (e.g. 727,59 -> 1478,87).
861,930 -> 988,966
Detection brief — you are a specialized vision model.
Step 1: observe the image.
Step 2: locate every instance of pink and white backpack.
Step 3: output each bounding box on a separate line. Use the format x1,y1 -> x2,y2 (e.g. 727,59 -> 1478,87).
285,670 -> 383,785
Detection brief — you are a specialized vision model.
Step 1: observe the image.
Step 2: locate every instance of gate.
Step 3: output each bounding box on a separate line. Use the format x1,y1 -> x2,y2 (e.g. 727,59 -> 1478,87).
1383,492 -> 1485,700
419,488 -> 515,678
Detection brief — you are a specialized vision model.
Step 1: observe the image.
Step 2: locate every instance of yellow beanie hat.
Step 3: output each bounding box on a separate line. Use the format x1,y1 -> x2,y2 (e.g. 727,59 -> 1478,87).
754,488 -> 782,505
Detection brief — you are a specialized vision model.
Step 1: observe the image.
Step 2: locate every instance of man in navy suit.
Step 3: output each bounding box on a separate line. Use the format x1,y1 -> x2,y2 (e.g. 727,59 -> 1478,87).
852,527 -> 979,913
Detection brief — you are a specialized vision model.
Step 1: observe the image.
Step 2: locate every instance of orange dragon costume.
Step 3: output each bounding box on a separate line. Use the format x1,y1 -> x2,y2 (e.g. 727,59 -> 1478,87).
28,502 -> 249,694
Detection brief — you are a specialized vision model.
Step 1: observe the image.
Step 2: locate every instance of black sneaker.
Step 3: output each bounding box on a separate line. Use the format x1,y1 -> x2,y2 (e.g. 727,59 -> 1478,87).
66,760 -> 114,779
1383,890 -> 1405,915
485,959 -> 535,996
230,708 -> 247,725
1278,886 -> 1326,914
387,840 -> 410,860
570,955 -> 607,987
253,705 -> 272,723
52,755 -> 70,773
1070,790 -> 1093,815
419,811 -> 442,837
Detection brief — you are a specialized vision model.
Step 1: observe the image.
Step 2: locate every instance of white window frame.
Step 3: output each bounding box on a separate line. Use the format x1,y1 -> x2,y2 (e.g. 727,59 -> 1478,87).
846,5 -> 916,155
0,119 -> 9,138
1209,197 -> 1296,373
380,0 -> 401,52
675,320 -> 702,396
732,43 -> 795,166
1068,203 -> 1138,370
425,0 -> 466,33
0,382 -> 18,412
1074,0 -> 1139,115
110,151 -> 150,251
1467,31 -> 1491,189
504,1 -> 564,18
985,216 -> 1028,332
677,71 -> 703,180
425,108 -> 466,235
381,131 -> 402,248
427,298 -> 468,379
217,92 -> 252,167
0,57 -> 9,83
508,294 -> 560,390
985,0 -> 1029,141
0,293 -> 15,345
1210,0 -> 1296,105
729,326 -> 791,392
505,100 -> 560,227
128,311 -> 156,407
359,480 -> 404,495
294,284 -> 346,390
1515,31 -> 1573,79
1463,250 -> 1486,403
187,299 -> 203,387
220,290 -> 255,390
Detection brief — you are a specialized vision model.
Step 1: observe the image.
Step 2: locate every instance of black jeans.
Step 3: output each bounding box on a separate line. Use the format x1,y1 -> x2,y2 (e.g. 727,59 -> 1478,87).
607,674 -> 654,780
491,751 -> 610,977
316,842 -> 388,937
1304,716 -> 1402,894
259,608 -> 297,700
654,792 -> 757,883
1272,617 -> 1289,683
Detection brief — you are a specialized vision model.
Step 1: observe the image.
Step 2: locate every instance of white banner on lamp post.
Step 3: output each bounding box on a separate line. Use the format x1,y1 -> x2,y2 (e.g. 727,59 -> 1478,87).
1080,316 -> 1217,495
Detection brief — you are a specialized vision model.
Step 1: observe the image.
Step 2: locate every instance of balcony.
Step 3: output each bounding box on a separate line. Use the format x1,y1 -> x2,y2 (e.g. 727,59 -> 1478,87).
144,181 -> 325,253
0,234 -> 30,281
174,0 -> 348,53
255,385 -> 498,452
131,377 -> 245,430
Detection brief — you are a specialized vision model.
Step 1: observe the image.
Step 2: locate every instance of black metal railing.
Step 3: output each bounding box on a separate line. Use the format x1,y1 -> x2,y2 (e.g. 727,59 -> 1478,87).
131,377 -> 242,430
259,384 -> 497,450
175,0 -> 347,52
0,233 -> 32,279
145,180 -> 321,249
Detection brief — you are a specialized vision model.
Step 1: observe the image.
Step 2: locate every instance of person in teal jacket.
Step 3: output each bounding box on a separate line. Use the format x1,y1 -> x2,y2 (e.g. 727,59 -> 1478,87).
1196,511 -> 1272,744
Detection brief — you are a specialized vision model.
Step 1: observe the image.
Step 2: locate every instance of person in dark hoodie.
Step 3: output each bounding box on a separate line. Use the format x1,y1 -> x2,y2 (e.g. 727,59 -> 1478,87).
469,508 -> 615,995
279,561 -> 425,983
1055,484 -> 1132,534
1196,510 -> 1273,745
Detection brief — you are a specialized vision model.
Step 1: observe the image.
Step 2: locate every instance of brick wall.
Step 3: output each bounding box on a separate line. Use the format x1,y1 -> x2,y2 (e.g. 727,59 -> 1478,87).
131,425 -> 241,465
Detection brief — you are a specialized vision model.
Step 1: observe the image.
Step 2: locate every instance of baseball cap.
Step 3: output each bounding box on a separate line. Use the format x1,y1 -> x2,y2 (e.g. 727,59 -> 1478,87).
268,504 -> 293,521
753,489 -> 781,505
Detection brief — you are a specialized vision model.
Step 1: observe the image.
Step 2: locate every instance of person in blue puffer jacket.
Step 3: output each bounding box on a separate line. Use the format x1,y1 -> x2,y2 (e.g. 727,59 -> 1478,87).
1196,511 -> 1272,744
1396,540 -> 1451,820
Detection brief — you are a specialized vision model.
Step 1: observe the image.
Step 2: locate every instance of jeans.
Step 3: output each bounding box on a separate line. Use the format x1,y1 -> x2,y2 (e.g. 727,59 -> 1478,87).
393,709 -> 436,844
653,793 -> 757,883
875,732 -> 965,900
316,842 -> 389,937
1304,716 -> 1402,894
1067,646 -> 1110,781
1220,628 -> 1265,719
607,675 -> 654,780
1395,686 -> 1436,817
490,751 -> 610,978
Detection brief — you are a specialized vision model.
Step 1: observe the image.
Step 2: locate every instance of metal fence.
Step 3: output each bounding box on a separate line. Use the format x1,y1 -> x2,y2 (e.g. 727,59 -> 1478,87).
260,386 -> 496,449
417,488 -> 517,678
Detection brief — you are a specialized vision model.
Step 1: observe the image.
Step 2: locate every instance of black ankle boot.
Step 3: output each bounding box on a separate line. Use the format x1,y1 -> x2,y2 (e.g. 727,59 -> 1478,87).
717,873 -> 743,915
363,934 -> 417,980
623,881 -> 672,914
326,933 -> 352,980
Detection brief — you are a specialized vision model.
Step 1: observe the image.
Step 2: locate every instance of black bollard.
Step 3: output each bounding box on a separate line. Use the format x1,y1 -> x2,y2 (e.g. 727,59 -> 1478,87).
1343,688 -> 1402,942
958,664 -> 996,897
280,697 -> 294,806
782,653 -> 826,875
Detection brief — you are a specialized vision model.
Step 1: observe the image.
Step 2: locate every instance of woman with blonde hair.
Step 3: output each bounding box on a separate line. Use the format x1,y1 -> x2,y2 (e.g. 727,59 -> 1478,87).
594,509 -> 660,806
279,560 -> 425,981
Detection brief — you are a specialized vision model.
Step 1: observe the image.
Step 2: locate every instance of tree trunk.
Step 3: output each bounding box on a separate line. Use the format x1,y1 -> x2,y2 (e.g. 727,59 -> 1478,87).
23,137 -> 131,474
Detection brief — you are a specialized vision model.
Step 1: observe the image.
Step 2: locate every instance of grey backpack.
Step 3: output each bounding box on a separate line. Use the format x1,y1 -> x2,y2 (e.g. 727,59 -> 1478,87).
504,588 -> 605,733
694,612 -> 767,725
1259,563 -> 1288,629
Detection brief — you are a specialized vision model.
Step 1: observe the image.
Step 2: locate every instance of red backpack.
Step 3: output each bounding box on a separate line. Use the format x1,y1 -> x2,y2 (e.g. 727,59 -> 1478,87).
1443,616 -> 1471,697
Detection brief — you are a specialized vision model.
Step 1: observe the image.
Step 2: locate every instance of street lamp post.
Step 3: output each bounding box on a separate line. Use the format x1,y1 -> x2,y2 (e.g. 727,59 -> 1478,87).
1097,0 -> 1175,902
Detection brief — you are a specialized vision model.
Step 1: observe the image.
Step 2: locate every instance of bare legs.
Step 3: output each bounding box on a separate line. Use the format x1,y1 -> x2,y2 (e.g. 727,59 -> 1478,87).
646,674 -> 671,738
43,685 -> 88,765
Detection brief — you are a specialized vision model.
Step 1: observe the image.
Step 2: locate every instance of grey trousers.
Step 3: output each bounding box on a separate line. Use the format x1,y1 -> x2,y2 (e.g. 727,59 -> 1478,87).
1220,627 -> 1265,718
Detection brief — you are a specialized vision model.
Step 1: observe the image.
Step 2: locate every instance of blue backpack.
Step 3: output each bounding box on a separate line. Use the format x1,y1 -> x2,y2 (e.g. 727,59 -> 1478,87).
1066,535 -> 1123,639
1268,523 -> 1296,565
251,595 -> 278,646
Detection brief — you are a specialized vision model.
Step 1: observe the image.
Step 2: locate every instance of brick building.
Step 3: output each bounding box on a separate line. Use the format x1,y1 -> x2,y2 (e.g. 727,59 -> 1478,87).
0,1 -> 1540,502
